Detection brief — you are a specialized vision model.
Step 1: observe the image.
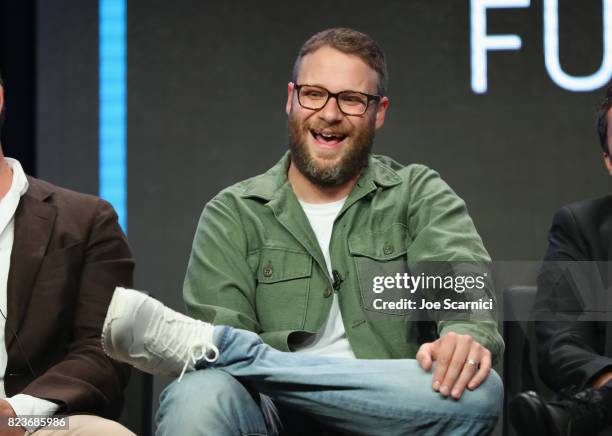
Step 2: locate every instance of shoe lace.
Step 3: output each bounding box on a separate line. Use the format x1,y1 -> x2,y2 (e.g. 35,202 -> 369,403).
178,343 -> 219,382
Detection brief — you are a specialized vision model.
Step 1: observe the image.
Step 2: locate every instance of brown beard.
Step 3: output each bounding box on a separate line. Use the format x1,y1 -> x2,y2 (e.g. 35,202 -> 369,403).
287,112 -> 375,188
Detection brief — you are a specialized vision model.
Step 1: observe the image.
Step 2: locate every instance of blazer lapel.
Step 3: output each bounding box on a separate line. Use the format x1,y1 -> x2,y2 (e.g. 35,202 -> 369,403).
6,191 -> 56,349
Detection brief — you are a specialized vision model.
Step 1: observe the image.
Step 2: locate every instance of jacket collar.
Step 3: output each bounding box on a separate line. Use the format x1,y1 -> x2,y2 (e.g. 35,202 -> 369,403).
241,151 -> 402,202
23,176 -> 54,202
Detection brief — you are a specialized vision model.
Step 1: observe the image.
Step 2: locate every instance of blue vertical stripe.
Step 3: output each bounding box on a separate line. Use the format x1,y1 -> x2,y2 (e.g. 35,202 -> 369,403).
99,0 -> 127,232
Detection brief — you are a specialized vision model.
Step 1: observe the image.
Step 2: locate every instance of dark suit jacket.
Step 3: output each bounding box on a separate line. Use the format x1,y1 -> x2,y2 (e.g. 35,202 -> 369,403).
535,195 -> 612,390
4,176 -> 134,418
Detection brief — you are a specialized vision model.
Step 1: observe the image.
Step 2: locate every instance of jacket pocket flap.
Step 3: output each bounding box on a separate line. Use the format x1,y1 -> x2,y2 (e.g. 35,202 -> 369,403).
348,223 -> 408,261
257,247 -> 312,283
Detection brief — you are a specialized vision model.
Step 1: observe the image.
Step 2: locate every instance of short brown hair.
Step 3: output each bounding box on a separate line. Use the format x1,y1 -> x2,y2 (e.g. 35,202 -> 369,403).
292,28 -> 388,95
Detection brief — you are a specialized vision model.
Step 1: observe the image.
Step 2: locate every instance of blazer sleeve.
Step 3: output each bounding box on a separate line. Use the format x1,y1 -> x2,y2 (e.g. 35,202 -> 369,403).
20,199 -> 134,415
535,206 -> 612,389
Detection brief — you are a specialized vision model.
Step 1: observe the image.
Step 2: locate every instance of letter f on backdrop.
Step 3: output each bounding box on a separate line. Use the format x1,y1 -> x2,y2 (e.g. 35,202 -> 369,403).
471,0 -> 530,94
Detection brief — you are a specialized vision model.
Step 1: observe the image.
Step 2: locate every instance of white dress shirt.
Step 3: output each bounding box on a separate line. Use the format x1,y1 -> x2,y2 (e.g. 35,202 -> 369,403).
0,159 -> 58,421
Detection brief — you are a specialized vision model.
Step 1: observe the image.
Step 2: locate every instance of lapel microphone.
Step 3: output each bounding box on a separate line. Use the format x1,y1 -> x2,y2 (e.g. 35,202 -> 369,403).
0,308 -> 36,379
332,270 -> 344,291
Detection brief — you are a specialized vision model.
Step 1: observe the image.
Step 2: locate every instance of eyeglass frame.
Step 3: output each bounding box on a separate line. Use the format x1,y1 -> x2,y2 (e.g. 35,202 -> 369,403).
293,83 -> 382,116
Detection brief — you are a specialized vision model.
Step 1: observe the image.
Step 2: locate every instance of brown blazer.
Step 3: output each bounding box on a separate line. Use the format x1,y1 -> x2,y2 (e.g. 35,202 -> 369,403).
3,176 -> 134,418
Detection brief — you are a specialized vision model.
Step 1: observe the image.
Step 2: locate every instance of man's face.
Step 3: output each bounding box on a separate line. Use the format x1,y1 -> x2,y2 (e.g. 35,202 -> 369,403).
286,46 -> 389,188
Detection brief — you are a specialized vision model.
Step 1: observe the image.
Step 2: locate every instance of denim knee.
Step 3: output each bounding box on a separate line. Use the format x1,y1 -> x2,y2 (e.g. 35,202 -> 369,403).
156,369 -> 268,436
460,369 -> 504,418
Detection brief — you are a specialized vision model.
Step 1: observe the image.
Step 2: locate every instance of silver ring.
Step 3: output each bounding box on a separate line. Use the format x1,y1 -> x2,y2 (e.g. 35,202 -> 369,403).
465,358 -> 479,367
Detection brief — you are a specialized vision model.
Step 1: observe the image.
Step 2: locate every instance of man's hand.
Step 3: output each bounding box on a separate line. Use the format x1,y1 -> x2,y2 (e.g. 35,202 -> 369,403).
416,331 -> 492,400
593,371 -> 612,389
0,400 -> 24,436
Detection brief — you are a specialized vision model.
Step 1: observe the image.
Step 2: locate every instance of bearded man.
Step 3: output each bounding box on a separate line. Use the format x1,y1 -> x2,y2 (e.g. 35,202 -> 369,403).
148,28 -> 505,435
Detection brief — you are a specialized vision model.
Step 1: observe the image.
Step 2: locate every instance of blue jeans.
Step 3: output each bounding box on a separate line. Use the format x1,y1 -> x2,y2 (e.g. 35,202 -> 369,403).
156,327 -> 503,436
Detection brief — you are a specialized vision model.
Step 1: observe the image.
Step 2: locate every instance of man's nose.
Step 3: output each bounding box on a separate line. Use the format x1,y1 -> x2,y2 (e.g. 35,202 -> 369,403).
317,96 -> 343,123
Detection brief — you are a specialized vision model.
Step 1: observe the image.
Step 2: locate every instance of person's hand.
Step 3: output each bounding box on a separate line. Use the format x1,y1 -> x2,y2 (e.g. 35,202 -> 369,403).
0,400 -> 25,435
593,371 -> 612,389
416,331 -> 492,400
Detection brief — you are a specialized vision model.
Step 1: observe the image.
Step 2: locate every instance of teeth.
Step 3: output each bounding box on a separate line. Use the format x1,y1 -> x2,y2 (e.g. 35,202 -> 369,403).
315,131 -> 343,138
311,130 -> 346,142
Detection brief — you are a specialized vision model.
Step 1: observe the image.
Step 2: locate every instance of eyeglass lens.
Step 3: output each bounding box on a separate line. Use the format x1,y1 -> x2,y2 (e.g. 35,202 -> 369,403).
298,85 -> 369,115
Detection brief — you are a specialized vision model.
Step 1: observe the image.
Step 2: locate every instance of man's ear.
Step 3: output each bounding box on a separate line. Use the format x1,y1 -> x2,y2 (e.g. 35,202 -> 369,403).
286,82 -> 295,115
0,85 -> 5,132
0,85 -> 4,116
374,96 -> 389,130
603,152 -> 612,175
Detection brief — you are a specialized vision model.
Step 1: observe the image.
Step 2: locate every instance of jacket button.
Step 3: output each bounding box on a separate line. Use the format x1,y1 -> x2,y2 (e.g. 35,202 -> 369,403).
263,264 -> 273,278
383,243 -> 394,255
324,287 -> 332,298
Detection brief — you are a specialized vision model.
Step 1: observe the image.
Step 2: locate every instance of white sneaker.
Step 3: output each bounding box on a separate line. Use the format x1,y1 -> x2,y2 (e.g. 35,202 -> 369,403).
101,287 -> 219,380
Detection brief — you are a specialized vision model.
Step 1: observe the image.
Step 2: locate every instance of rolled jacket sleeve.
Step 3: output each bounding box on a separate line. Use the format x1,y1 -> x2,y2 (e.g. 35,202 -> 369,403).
406,165 -> 504,363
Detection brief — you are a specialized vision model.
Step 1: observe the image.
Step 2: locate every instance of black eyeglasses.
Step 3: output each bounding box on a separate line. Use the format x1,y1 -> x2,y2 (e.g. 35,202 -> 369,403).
294,84 -> 381,116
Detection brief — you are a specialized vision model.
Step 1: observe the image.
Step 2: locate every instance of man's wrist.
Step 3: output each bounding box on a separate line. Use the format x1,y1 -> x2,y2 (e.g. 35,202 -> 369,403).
0,400 -> 16,417
5,395 -> 60,434
593,371 -> 612,389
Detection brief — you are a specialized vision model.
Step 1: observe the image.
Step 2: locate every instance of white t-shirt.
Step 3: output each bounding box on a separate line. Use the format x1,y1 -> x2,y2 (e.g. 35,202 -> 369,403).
293,197 -> 356,359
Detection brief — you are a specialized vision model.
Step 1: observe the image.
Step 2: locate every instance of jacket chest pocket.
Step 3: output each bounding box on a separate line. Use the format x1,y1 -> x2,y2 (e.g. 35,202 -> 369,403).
34,241 -> 85,297
349,223 -> 416,317
255,247 -> 312,330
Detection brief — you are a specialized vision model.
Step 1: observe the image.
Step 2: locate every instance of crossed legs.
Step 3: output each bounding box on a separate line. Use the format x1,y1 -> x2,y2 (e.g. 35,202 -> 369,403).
102,288 -> 503,436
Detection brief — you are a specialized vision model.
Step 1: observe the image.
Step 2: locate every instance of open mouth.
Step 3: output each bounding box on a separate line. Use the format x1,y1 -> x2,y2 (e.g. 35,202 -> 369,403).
310,129 -> 348,146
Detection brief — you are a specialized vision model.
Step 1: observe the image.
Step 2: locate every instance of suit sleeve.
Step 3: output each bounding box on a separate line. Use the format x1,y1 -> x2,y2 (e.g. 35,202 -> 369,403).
20,199 -> 133,415
536,206 -> 612,389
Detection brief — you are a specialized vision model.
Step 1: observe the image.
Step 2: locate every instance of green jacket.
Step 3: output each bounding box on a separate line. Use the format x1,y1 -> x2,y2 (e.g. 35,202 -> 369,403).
184,153 -> 504,362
